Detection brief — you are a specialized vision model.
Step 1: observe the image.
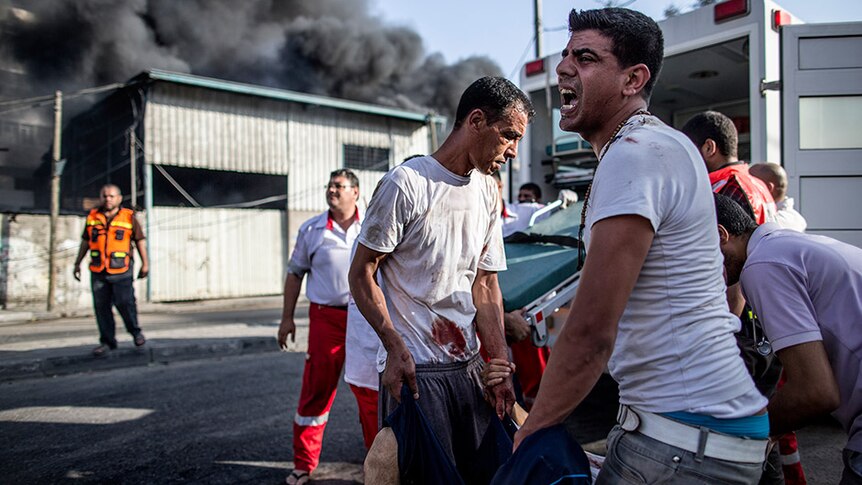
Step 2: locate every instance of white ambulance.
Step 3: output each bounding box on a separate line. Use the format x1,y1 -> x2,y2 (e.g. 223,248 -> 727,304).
516,0 -> 862,246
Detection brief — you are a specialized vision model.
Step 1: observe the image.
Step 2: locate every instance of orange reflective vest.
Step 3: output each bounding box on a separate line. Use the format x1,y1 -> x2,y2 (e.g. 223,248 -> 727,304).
709,163 -> 776,225
86,208 -> 135,274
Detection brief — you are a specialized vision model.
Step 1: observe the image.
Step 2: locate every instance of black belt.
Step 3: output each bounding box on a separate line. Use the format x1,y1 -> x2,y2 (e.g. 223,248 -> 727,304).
314,303 -> 348,311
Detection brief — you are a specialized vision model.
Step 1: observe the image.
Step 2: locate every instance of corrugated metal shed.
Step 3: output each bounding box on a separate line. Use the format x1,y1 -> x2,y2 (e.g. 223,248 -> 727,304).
148,207 -> 285,301
143,70 -> 440,211
137,70 -> 443,301
145,83 -> 290,175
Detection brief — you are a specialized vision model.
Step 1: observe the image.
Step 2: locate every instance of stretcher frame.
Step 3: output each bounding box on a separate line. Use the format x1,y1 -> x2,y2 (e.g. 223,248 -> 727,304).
524,269 -> 581,347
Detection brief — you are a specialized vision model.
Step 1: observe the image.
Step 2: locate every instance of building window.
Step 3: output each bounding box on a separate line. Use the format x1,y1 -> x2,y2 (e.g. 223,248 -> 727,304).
343,144 -> 390,172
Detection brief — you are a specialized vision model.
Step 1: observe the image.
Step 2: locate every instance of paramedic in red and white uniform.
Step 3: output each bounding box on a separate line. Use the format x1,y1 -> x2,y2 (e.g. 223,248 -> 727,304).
277,169 -> 364,485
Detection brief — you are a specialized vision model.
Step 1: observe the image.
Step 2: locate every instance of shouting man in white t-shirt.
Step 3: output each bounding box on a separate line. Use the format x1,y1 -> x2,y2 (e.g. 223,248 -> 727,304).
510,8 -> 769,484
349,76 -> 534,483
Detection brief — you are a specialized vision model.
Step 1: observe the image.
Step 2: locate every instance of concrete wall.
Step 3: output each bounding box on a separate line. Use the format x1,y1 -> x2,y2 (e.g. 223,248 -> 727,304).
0,209 -> 322,309
0,213 -> 143,312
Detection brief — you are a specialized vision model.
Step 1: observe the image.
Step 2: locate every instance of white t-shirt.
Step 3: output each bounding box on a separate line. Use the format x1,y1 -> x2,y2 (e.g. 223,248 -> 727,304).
287,210 -> 361,306
345,297 -> 381,390
584,114 -> 766,417
357,155 -> 506,369
774,197 -> 807,232
344,241 -> 382,391
502,201 -> 548,236
501,201 -> 521,238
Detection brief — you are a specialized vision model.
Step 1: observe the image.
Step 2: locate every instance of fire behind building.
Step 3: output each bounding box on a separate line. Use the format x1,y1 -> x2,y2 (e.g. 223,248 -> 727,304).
0,0 -> 501,213
0,0 -> 498,309
1,69 -> 443,308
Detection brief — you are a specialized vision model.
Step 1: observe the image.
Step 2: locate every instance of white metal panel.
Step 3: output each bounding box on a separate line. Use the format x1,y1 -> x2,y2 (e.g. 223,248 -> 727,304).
148,207 -> 284,301
145,84 -> 290,175
799,177 -> 862,229
782,22 -> 862,247
803,231 -> 862,250
288,106 -> 342,211
145,82 -> 431,213
338,112 -> 395,203
288,108 -> 430,212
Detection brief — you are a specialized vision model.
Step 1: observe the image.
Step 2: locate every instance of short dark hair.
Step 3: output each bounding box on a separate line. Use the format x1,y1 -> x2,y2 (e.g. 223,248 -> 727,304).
454,76 -> 535,128
519,182 -> 542,201
101,183 -> 122,195
714,193 -> 758,236
331,169 -> 359,189
568,8 -> 664,100
681,111 -> 738,158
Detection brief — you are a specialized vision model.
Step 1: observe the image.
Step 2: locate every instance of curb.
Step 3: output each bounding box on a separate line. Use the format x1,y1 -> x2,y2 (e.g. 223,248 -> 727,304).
0,312 -> 36,326
0,295 -> 287,326
0,336 -> 280,383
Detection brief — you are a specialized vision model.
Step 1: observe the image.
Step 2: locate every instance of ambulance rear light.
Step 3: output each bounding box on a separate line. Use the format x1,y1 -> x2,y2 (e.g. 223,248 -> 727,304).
525,59 -> 545,77
772,9 -> 791,31
714,0 -> 750,24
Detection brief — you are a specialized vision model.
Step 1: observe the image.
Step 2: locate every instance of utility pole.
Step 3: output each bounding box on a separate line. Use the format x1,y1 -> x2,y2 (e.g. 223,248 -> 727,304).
47,90 -> 62,311
534,0 -> 543,58
130,129 -> 137,209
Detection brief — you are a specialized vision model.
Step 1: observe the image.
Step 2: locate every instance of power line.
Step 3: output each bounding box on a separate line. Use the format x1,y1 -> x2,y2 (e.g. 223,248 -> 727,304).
0,83 -> 127,109
508,24 -> 572,80
509,35 -> 537,79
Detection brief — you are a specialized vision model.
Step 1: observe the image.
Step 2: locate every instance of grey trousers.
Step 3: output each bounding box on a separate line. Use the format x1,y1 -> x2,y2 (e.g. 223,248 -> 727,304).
596,425 -> 764,484
379,354 -> 500,484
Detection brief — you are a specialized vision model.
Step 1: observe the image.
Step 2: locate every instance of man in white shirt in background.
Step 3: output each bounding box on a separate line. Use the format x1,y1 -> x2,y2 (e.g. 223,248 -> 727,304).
277,169 -> 366,485
505,182 -> 547,235
750,162 -> 807,232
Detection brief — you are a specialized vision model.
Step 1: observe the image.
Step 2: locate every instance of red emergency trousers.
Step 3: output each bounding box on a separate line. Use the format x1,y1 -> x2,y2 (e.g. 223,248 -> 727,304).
293,304 -> 349,473
776,373 -> 807,484
509,339 -> 550,410
348,384 -> 378,449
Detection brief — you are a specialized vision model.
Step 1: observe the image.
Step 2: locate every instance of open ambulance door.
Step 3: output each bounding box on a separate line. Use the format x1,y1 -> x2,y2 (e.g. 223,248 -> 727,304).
781,22 -> 862,247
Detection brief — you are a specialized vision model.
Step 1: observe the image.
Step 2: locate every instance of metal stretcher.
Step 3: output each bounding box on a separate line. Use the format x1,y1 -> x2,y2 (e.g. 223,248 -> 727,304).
498,202 -> 585,347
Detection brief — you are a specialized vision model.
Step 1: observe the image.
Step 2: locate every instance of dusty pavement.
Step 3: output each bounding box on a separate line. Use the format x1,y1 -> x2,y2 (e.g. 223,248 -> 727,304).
0,296 -> 304,381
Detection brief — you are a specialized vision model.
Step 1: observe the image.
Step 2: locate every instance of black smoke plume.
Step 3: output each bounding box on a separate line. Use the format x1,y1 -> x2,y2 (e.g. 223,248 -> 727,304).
1,0 -> 503,120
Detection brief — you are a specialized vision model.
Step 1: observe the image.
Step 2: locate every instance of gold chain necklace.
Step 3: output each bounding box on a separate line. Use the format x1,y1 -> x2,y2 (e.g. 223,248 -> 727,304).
579,109 -> 651,236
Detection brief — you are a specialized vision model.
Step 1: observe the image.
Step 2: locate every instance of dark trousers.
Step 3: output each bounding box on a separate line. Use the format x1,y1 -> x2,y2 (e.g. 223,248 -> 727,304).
91,272 -> 141,348
380,355 -> 504,485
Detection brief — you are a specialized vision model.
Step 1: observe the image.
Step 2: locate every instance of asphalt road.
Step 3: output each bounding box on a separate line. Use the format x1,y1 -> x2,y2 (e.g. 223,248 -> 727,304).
0,343 -> 848,484
0,352 -> 365,484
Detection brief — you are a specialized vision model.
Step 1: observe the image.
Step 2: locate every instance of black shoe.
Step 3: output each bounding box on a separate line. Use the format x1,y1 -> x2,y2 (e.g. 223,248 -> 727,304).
92,344 -> 111,357
134,334 -> 146,347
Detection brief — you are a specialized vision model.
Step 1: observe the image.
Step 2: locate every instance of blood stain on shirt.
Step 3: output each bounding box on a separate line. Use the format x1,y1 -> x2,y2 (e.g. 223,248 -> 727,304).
432,317 -> 466,356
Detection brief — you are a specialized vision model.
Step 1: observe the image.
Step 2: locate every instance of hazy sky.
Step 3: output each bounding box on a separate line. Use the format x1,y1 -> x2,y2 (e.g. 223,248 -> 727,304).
373,0 -> 862,80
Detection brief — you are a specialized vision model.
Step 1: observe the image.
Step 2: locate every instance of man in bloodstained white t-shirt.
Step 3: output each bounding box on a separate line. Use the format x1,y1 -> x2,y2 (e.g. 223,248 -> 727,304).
277,169 -> 366,485
348,76 -> 534,483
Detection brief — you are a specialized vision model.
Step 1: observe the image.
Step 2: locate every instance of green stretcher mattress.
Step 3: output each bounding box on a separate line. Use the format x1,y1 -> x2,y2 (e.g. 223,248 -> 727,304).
498,202 -> 584,313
